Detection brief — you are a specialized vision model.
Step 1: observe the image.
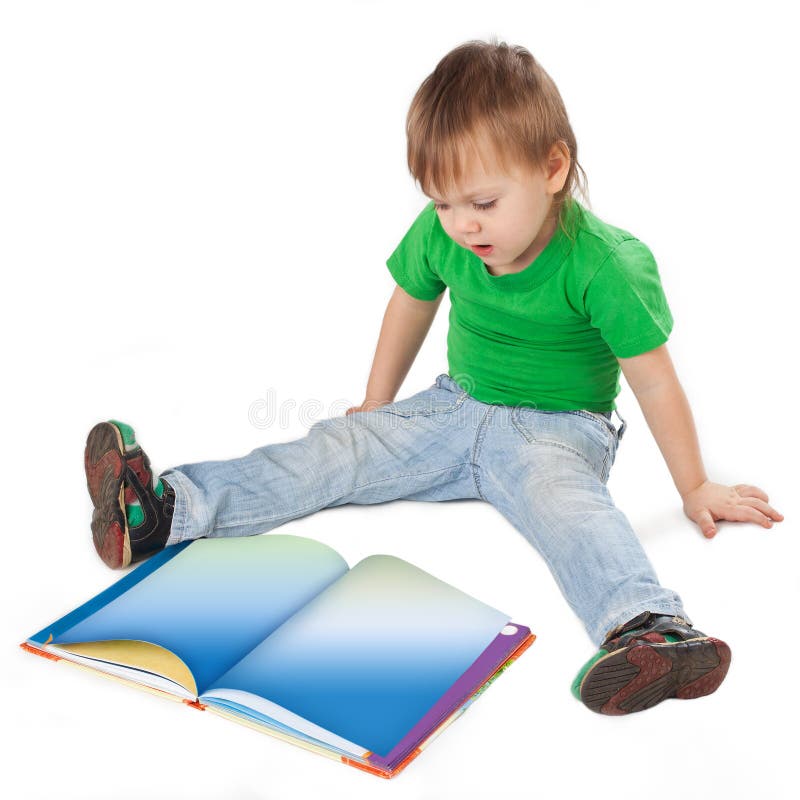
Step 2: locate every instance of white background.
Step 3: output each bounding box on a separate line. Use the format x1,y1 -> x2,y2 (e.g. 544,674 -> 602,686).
2,1 -> 798,798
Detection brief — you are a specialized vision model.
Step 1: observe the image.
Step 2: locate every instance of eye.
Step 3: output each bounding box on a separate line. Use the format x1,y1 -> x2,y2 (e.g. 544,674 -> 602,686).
433,200 -> 496,211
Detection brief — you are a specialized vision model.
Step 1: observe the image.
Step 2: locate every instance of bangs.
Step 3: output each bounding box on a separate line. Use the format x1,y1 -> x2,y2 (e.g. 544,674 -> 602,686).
411,123 -> 523,200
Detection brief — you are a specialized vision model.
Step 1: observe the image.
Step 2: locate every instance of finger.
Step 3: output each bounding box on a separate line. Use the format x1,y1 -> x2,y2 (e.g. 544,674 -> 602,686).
738,497 -> 784,522
718,504 -> 773,528
733,484 -> 769,502
695,509 -> 717,538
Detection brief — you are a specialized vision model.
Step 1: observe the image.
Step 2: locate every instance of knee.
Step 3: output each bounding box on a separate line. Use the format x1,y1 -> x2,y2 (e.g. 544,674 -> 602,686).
515,461 -> 614,519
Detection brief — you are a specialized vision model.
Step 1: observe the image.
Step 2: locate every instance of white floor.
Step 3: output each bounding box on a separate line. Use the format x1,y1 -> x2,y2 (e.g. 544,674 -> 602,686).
3,3 -> 798,798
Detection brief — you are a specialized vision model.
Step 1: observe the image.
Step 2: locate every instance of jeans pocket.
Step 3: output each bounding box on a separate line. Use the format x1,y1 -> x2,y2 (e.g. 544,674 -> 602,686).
377,387 -> 466,419
579,410 -> 617,437
511,408 -> 615,482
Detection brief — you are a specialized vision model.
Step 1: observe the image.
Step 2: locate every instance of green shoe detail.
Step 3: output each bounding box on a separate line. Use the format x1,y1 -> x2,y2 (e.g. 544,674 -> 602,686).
154,478 -> 164,498
109,419 -> 137,451
126,502 -> 144,528
571,648 -> 608,700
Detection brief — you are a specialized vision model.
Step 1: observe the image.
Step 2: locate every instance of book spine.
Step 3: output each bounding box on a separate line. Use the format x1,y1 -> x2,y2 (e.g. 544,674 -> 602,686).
19,642 -> 62,662
340,756 -> 393,779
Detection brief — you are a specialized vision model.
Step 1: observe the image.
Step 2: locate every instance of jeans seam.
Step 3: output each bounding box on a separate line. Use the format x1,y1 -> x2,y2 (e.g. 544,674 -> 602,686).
510,407 -> 533,443
213,462 -> 471,529
470,406 -> 494,500
601,450 -> 610,483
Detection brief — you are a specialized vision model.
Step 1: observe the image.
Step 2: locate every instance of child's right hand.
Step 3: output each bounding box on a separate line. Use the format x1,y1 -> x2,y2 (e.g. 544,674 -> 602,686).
345,400 -> 392,415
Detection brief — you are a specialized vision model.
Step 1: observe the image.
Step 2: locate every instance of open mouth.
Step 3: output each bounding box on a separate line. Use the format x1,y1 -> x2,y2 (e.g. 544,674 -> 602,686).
470,244 -> 494,256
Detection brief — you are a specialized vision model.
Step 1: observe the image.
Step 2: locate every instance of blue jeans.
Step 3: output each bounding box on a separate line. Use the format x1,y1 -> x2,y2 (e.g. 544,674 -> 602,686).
161,374 -> 687,646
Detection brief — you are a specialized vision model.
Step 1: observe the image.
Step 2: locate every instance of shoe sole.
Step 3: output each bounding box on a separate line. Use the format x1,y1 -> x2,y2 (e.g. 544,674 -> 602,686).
84,422 -> 131,569
579,637 -> 732,714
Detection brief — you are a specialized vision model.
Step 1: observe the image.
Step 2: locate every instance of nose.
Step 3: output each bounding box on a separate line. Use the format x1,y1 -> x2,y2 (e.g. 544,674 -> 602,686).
451,209 -> 480,236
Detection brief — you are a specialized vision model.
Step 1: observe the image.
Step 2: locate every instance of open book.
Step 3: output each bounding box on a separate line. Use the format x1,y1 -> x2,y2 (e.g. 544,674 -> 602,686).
22,535 -> 533,778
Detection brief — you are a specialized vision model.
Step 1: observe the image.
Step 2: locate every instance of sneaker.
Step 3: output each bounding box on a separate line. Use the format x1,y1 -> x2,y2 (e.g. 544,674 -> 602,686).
572,611 -> 732,715
84,420 -> 175,568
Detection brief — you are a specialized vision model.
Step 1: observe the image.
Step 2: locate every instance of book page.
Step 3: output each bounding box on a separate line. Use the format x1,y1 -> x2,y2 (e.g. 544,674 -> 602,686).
46,535 -> 348,694
203,555 -> 509,757
54,640 -> 198,695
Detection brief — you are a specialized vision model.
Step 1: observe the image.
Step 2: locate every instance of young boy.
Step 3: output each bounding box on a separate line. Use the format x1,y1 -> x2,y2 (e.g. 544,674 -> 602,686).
84,40 -> 782,715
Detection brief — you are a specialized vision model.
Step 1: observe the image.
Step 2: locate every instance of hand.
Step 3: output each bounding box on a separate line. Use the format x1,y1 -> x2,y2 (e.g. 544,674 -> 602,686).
681,480 -> 784,538
345,399 -> 391,415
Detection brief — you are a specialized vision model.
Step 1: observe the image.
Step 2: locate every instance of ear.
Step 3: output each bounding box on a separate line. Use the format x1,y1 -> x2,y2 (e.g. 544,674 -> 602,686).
545,141 -> 570,193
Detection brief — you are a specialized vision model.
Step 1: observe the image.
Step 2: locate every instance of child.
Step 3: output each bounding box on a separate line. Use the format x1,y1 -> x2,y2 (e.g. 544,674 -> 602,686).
84,39 -> 783,715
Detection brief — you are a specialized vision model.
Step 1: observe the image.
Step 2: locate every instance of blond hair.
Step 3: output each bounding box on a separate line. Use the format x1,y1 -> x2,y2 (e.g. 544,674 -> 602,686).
406,39 -> 589,236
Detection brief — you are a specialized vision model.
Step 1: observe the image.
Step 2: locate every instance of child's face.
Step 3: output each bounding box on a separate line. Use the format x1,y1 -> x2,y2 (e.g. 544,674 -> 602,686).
425,143 -> 567,275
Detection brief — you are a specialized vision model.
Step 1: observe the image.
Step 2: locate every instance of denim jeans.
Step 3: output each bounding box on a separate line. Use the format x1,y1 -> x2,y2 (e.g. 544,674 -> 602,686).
161,374 -> 687,645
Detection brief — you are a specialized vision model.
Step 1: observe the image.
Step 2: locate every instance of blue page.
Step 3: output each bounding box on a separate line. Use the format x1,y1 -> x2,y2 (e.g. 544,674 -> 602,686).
48,536 -> 348,693
204,555 -> 510,757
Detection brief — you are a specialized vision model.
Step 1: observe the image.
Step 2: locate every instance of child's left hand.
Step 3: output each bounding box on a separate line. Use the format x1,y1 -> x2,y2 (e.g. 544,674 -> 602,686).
682,480 -> 784,538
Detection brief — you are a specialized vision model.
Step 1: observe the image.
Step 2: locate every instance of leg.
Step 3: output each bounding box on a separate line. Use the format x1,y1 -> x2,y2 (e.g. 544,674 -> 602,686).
481,407 -> 731,714
161,377 -> 480,544
479,405 -> 687,646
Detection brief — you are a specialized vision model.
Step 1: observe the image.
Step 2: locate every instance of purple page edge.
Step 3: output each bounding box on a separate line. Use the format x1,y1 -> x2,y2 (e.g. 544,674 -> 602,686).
367,622 -> 531,771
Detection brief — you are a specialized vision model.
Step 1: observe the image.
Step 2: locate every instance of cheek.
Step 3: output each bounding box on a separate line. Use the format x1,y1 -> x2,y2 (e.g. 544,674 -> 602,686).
509,207 -> 541,239
438,217 -> 459,243
502,215 -> 527,241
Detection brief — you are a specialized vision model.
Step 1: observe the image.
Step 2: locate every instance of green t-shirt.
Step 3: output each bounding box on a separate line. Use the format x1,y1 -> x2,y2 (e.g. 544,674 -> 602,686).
386,198 -> 672,411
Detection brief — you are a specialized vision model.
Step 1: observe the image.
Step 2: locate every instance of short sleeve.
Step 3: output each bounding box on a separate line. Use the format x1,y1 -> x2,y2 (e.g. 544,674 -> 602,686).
386,203 -> 447,301
584,238 -> 673,358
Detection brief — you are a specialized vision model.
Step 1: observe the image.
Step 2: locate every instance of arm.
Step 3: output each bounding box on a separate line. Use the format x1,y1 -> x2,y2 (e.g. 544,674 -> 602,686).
618,344 -> 783,537
346,284 -> 444,414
